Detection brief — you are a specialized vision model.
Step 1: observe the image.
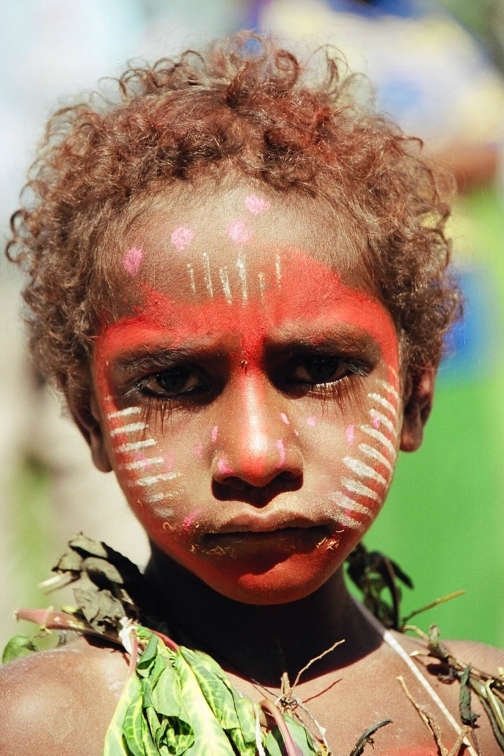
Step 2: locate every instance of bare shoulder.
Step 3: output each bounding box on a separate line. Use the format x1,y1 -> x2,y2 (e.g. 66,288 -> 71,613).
0,637 -> 129,756
445,638 -> 504,673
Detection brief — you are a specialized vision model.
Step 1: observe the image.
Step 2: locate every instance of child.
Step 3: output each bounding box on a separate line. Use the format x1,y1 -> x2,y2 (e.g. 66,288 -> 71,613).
1,34 -> 503,756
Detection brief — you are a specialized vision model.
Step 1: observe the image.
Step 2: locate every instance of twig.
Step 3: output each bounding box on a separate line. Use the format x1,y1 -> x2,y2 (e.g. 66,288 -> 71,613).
398,675 -> 471,756
292,639 -> 345,689
401,591 -> 465,628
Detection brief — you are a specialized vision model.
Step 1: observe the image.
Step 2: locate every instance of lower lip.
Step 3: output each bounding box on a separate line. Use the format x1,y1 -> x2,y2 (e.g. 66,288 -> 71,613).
200,526 -> 329,554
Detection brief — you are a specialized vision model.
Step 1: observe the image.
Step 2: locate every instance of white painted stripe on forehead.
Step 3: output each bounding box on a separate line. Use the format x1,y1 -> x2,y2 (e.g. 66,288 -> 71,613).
342,478 -> 381,501
258,272 -> 266,299
116,439 -> 156,453
219,267 -> 232,304
120,457 -> 164,471
343,457 -> 387,487
369,409 -> 395,434
133,472 -> 179,487
368,393 -> 397,417
237,254 -> 247,301
187,263 -> 196,295
110,422 -> 147,437
377,379 -> 399,401
359,425 -> 396,457
358,444 -> 393,472
107,407 -> 141,420
202,253 -> 214,298
329,491 -> 372,515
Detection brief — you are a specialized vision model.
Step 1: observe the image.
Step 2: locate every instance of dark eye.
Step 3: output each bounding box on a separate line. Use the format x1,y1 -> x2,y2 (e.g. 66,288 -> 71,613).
142,367 -> 201,397
291,357 -> 351,385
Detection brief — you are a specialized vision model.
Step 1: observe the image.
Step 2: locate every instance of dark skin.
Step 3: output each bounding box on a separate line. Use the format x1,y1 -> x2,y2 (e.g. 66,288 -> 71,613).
0,185 -> 502,755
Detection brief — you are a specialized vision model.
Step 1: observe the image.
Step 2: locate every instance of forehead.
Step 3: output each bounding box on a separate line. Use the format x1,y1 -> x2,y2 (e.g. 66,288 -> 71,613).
97,182 -> 398,374
109,180 -> 371,305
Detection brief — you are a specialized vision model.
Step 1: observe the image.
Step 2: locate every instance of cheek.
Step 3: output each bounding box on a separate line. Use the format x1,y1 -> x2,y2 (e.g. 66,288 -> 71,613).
102,401 -> 187,525
303,373 -> 401,536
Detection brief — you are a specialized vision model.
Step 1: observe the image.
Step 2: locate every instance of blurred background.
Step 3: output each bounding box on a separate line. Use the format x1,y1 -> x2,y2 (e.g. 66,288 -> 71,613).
0,0 -> 503,649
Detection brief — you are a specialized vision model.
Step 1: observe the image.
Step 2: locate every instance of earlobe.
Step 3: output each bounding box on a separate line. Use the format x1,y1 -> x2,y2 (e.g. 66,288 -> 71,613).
66,382 -> 113,473
399,366 -> 436,452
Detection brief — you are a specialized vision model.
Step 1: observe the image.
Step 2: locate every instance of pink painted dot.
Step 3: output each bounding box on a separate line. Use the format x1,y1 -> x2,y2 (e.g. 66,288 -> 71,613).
275,439 -> 286,466
306,416 -> 317,427
211,426 -> 218,443
171,226 -> 194,251
345,424 -> 355,445
372,414 -> 381,430
123,246 -> 143,275
228,219 -> 250,244
217,457 -> 233,475
195,442 -> 203,459
183,510 -> 200,532
294,429 -> 300,437
280,413 -> 290,425
245,194 -> 270,215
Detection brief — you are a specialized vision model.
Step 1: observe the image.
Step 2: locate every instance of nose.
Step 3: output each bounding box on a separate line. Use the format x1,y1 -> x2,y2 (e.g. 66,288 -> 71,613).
212,374 -> 303,488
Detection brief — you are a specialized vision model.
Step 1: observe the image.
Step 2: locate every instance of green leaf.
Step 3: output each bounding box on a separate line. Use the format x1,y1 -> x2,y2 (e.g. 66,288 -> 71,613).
180,647 -> 257,754
174,652 -> 237,756
103,672 -> 143,756
2,634 -> 38,664
264,715 -> 320,756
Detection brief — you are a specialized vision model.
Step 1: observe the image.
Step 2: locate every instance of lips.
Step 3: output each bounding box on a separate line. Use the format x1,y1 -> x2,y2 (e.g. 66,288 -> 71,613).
209,510 -> 324,535
200,525 -> 331,560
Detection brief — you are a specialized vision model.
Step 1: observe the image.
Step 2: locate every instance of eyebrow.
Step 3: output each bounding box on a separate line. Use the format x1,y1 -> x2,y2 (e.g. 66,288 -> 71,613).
110,346 -> 214,375
264,324 -> 382,361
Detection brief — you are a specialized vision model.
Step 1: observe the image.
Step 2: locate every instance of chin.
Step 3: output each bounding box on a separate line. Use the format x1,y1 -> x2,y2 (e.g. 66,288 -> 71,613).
197,552 -> 341,605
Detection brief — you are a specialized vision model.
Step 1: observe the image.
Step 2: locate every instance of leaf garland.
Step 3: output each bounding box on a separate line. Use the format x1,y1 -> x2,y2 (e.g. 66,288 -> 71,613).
4,534 -> 504,754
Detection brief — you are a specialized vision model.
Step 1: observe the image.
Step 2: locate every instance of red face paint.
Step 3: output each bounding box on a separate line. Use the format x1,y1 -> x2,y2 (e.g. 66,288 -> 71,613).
93,186 -> 401,605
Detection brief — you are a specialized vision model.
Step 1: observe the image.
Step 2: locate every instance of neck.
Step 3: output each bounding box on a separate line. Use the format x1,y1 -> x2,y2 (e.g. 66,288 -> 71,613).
144,546 -> 380,686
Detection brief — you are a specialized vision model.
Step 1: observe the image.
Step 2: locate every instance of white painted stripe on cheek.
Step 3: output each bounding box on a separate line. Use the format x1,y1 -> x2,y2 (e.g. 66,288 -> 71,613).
369,409 -> 395,434
131,472 -> 179,487
116,439 -> 157,453
275,254 -> 282,289
110,422 -> 147,437
343,457 -> 387,486
367,393 -> 397,417
359,426 -> 396,458
377,379 -> 399,401
202,253 -> 214,297
358,444 -> 393,472
119,457 -> 164,470
341,478 -> 381,501
338,513 -> 366,531
107,407 -> 141,420
146,492 -> 172,504
219,267 -> 232,304
328,492 -> 373,515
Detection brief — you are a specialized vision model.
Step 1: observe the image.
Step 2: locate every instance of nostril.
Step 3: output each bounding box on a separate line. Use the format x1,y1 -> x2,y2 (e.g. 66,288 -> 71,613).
212,470 -> 303,504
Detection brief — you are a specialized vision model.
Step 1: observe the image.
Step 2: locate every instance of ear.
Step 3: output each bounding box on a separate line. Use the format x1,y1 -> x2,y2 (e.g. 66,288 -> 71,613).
66,382 -> 113,473
400,366 -> 436,452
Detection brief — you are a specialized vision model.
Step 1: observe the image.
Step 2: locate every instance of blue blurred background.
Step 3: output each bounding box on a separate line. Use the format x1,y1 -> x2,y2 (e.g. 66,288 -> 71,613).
0,0 -> 503,649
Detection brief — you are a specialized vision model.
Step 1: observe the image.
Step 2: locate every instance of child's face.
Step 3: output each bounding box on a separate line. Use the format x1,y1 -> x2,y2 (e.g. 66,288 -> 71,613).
90,183 -> 402,604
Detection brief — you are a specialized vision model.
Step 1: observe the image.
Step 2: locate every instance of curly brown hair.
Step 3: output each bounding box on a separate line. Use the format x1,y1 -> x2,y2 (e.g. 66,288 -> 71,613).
6,34 -> 461,395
